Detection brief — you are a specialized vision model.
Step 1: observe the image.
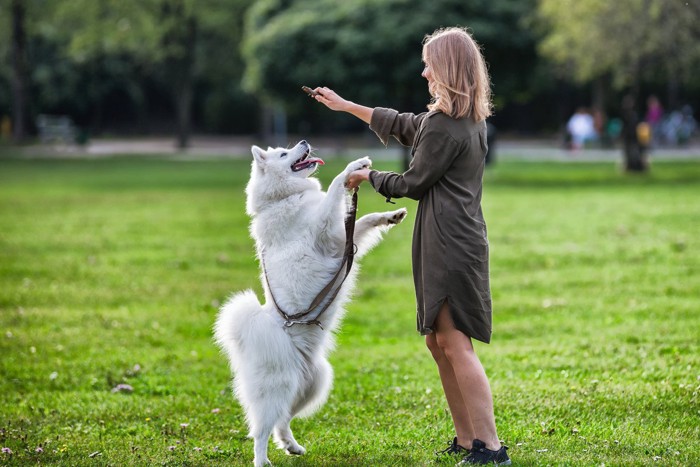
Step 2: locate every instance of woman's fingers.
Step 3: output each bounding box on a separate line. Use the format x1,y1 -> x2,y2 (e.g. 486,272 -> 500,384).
310,86 -> 350,112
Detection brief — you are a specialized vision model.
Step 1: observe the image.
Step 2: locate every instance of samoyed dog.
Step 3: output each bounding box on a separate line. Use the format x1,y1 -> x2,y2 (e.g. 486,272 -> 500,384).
214,140 -> 406,466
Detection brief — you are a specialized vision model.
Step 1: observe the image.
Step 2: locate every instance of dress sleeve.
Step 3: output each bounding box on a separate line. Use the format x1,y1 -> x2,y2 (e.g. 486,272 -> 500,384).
369,107 -> 426,147
369,121 -> 462,201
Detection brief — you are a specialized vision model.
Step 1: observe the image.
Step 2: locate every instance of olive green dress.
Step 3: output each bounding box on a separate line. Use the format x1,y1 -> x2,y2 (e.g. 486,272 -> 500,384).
368,107 -> 492,343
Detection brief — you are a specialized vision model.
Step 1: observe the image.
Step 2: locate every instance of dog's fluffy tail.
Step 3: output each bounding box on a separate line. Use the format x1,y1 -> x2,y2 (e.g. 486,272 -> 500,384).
214,290 -> 263,367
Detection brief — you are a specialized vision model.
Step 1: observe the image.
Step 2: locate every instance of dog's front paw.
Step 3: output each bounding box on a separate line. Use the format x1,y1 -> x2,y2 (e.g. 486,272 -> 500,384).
345,157 -> 372,174
370,208 -> 407,227
386,208 -> 407,225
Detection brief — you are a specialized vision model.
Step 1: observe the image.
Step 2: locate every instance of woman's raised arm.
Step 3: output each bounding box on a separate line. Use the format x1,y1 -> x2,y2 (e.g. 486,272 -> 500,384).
313,87 -> 374,124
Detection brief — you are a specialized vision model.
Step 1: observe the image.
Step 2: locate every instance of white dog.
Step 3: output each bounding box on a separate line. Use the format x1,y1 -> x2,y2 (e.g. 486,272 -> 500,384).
214,140 -> 406,466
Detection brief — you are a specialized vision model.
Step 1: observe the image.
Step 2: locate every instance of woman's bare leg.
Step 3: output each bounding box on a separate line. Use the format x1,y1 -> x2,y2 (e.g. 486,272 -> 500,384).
426,332 -> 475,448
430,301 -> 500,450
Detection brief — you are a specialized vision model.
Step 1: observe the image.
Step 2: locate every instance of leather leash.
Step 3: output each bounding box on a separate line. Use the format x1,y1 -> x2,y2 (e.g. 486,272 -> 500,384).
262,190 -> 358,330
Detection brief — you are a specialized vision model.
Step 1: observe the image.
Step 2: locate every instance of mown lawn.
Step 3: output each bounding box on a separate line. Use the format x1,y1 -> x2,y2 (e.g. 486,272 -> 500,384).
0,154 -> 698,466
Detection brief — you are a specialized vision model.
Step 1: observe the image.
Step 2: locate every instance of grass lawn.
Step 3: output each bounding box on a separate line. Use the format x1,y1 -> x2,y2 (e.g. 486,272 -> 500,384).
0,153 -> 698,466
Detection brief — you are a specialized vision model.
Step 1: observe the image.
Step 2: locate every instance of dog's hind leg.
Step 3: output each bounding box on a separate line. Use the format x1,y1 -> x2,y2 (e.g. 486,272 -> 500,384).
273,416 -> 306,456
250,403 -> 289,466
272,357 -> 333,456
246,389 -> 297,466
250,418 -> 275,467
294,357 -> 333,417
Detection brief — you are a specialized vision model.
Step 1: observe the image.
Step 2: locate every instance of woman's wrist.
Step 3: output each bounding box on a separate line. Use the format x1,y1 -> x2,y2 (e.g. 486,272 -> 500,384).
346,103 -> 373,124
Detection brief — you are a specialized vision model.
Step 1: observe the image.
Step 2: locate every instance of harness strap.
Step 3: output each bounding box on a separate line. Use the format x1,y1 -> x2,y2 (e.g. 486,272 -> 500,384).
263,190 -> 358,329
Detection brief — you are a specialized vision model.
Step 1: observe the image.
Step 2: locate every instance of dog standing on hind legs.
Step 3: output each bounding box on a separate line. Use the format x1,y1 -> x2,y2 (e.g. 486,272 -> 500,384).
214,140 -> 406,466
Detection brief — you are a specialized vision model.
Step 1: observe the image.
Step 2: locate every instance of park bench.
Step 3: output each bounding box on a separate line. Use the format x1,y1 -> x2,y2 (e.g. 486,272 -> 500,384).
36,114 -> 76,144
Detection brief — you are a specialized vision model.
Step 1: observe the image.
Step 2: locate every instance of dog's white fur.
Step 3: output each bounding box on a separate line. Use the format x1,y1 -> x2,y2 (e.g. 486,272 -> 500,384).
214,141 -> 406,466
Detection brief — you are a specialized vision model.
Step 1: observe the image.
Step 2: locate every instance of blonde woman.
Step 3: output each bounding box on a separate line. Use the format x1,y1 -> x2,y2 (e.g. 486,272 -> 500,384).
312,27 -> 509,465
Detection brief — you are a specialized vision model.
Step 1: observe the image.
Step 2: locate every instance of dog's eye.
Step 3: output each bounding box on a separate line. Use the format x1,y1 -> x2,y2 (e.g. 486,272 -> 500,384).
280,152 -> 288,158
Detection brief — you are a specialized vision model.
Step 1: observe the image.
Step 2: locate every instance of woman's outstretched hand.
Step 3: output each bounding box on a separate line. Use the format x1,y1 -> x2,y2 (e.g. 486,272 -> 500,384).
307,86 -> 374,124
313,87 -> 351,112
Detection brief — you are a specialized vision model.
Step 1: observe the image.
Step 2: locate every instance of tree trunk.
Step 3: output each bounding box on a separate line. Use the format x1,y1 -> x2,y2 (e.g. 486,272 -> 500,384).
10,0 -> 28,143
174,58 -> 193,150
175,84 -> 192,149
272,106 -> 287,147
260,104 -> 273,142
666,72 -> 679,111
621,95 -> 648,173
162,0 -> 196,149
591,75 -> 607,113
174,17 -> 196,149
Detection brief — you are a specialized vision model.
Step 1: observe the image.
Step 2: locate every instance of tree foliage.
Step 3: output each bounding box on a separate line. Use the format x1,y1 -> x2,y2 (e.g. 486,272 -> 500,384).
2,0 -> 698,140
537,0 -> 700,91
0,0 -> 255,143
45,0 -> 254,146
242,0 -> 543,121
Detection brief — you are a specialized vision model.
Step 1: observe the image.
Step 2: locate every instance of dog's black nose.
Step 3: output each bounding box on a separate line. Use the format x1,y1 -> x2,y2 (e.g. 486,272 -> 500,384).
300,140 -> 307,146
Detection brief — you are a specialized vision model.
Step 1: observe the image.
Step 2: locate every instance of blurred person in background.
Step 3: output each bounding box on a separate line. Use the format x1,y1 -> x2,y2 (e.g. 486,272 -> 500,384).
645,95 -> 664,146
566,107 -> 597,150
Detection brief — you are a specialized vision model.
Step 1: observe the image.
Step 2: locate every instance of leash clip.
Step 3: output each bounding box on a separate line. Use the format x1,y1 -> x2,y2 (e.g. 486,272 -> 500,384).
284,319 -> 324,330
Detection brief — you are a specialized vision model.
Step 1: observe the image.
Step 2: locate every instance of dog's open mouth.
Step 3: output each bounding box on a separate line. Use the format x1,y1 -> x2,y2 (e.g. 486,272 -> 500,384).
291,148 -> 325,172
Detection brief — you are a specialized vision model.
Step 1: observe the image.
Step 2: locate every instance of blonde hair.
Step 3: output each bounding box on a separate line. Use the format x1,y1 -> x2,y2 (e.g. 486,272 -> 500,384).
422,27 -> 492,121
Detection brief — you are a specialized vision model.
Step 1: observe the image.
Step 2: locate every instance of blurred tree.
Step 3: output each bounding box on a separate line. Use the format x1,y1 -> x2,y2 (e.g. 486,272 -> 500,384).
48,0 -> 252,148
242,0 -> 545,142
0,0 -> 30,142
537,0 -> 700,109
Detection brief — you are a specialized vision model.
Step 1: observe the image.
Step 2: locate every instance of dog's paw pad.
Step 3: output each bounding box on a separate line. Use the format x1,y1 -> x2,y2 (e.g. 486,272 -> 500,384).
347,157 -> 372,172
387,208 -> 407,224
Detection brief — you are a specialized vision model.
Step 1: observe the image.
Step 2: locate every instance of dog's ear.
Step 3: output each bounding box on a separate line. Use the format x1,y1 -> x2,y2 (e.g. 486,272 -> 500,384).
251,145 -> 267,166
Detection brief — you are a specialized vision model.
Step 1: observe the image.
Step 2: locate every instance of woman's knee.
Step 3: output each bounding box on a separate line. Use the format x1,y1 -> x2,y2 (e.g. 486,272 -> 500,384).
425,333 -> 445,360
434,331 -> 454,356
436,329 -> 476,364
426,330 -> 450,355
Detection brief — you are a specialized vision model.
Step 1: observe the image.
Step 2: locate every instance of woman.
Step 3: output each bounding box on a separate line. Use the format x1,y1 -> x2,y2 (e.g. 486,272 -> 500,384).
311,27 -> 510,465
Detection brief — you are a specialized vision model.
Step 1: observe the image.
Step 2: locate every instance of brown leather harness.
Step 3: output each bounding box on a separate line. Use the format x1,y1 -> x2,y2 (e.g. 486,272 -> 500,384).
262,191 -> 358,330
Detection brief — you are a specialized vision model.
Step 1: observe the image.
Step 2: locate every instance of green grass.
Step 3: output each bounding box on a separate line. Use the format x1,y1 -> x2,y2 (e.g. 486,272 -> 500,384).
1,154 -> 699,466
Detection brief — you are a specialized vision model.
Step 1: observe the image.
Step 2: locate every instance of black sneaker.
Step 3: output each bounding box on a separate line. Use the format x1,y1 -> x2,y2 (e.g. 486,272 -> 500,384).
458,439 -> 511,465
436,437 -> 469,456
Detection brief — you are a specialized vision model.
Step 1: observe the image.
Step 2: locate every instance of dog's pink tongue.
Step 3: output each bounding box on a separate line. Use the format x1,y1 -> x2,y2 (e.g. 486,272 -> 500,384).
309,157 -> 324,166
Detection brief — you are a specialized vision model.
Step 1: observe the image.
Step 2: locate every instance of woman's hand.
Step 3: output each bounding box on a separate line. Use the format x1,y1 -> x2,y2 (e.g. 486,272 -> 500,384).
310,86 -> 374,123
313,87 -> 351,112
345,168 -> 371,190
